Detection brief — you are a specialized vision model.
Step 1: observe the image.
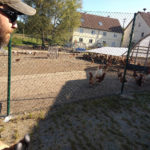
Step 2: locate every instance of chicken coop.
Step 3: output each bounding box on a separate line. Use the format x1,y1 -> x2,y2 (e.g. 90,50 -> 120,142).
121,34 -> 150,93
127,34 -> 150,72
120,11 -> 150,93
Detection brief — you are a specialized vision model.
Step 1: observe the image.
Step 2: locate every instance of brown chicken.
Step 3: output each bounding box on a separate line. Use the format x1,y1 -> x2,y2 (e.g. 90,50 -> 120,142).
89,70 -> 106,85
117,69 -> 127,83
33,52 -> 36,56
117,69 -> 122,79
96,72 -> 106,83
134,74 -> 145,87
89,72 -> 96,85
133,70 -> 138,78
15,58 -> 20,62
0,134 -> 30,150
89,65 -> 103,84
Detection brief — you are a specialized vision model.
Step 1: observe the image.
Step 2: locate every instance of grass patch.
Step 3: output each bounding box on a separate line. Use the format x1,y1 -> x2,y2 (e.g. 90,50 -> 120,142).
12,33 -> 42,46
133,92 -> 150,112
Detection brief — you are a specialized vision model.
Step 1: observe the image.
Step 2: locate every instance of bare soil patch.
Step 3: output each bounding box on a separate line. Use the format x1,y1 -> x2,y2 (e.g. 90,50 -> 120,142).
0,49 -> 150,149
0,49 -> 150,115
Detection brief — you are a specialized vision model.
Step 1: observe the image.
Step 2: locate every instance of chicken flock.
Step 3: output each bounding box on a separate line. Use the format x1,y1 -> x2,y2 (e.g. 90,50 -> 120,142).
117,69 -> 150,87
88,64 -> 150,87
83,53 -> 129,66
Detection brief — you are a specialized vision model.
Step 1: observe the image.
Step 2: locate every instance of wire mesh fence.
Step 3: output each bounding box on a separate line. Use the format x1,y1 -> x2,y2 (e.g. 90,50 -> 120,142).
0,10 -> 150,116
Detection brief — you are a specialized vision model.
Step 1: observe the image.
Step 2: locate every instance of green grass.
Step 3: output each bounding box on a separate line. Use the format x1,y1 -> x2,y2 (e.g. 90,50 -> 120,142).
12,33 -> 42,46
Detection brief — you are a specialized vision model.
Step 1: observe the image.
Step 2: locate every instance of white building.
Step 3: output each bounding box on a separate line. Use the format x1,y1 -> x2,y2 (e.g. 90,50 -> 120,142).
72,13 -> 123,48
122,12 -> 150,47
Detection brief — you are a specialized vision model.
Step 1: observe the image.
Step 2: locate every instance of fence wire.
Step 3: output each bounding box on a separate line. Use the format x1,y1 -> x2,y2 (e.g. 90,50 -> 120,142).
0,10 -> 150,116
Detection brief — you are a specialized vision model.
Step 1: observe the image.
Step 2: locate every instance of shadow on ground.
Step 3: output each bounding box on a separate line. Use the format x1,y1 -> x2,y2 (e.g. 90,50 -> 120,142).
27,67 -> 150,150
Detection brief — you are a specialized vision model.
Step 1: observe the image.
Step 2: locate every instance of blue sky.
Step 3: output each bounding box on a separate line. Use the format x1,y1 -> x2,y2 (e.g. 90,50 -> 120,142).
82,0 -> 150,13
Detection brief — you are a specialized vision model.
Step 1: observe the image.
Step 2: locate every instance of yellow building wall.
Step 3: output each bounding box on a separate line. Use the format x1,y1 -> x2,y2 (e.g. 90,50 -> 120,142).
72,27 -> 122,48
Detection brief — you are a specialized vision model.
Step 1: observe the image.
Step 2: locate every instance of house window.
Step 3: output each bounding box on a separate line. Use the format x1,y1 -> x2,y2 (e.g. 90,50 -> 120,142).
80,28 -> 84,33
79,38 -> 83,42
112,42 -> 116,47
103,32 -> 107,36
141,32 -> 144,37
114,33 -> 117,38
89,39 -> 93,43
91,30 -> 96,34
138,23 -> 141,27
81,18 -> 84,23
98,22 -> 103,26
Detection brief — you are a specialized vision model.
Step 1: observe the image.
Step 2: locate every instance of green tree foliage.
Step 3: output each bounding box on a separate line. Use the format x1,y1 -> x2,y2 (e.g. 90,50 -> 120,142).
16,21 -> 25,34
24,0 -> 82,46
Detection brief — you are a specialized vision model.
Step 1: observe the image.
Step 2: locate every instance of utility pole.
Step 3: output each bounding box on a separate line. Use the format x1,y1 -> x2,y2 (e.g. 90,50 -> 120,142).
123,18 -> 126,29
120,18 -> 126,47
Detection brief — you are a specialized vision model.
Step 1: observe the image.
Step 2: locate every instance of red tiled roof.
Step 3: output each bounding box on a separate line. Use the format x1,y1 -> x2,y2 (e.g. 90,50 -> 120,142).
139,12 -> 150,27
80,13 -> 123,33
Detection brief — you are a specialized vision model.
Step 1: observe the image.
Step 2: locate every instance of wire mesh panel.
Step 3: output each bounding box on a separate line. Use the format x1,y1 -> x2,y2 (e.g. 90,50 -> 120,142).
1,10 -> 150,115
130,34 -> 150,67
122,12 -> 150,94
47,46 -> 59,59
0,49 -> 8,116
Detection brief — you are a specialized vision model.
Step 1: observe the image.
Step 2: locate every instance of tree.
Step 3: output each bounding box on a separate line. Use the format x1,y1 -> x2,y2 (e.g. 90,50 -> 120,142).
16,21 -> 25,34
24,0 -> 82,46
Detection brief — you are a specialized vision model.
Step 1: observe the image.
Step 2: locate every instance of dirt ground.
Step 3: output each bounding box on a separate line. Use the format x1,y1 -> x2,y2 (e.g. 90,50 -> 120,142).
1,48 -> 150,116
0,49 -> 100,115
0,48 -> 150,149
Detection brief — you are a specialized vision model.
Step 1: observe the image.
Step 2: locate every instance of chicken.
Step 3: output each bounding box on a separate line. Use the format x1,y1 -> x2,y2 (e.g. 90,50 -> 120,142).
0,134 -> 30,150
133,70 -> 138,78
33,52 -> 36,56
94,65 -> 103,78
89,70 -> 106,85
132,70 -> 145,87
15,58 -> 20,62
96,72 -> 106,83
137,62 -> 141,66
134,73 -> 145,87
89,72 -> 96,85
117,69 -> 127,83
117,69 -> 122,79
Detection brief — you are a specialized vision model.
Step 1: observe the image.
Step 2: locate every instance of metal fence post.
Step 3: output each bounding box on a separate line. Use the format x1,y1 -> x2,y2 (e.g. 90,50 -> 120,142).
121,13 -> 137,94
7,35 -> 12,116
